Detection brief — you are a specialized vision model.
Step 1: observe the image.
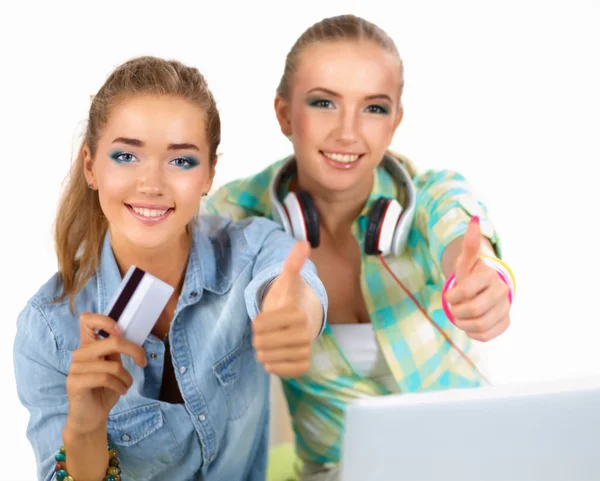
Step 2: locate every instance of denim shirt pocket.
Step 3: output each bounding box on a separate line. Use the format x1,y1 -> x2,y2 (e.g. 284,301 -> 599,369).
213,327 -> 261,420
107,403 -> 184,478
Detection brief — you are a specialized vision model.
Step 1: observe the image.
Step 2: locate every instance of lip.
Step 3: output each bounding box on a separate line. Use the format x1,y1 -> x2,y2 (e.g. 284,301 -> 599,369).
125,204 -> 174,225
319,150 -> 364,170
127,203 -> 174,210
321,149 -> 364,155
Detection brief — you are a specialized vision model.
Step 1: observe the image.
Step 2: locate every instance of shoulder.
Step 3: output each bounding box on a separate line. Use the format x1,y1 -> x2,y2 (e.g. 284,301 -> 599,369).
413,168 -> 470,191
202,158 -> 289,219
15,272 -> 88,370
16,270 -> 97,350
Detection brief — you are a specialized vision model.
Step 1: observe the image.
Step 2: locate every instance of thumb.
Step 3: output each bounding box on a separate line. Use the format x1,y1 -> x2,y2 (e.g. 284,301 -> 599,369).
268,240 -> 311,306
454,216 -> 481,281
278,240 -> 311,289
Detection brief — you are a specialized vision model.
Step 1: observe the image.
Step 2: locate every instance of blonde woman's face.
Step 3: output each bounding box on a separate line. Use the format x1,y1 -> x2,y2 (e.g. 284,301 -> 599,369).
276,40 -> 403,195
84,94 -> 214,252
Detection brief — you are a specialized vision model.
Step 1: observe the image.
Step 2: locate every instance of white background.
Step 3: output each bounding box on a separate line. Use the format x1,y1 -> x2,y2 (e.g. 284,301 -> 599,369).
1,1 -> 599,479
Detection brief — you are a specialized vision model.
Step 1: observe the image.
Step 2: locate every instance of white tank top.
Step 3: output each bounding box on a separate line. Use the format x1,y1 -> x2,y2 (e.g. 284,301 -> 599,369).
329,323 -> 398,393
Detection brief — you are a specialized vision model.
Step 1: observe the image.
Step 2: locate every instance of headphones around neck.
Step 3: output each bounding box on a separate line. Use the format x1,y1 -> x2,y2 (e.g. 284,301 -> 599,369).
269,154 -> 416,257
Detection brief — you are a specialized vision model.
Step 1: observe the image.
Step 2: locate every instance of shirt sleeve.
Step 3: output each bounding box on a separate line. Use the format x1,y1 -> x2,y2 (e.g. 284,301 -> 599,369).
242,219 -> 328,337
414,169 -> 502,271
13,300 -> 68,481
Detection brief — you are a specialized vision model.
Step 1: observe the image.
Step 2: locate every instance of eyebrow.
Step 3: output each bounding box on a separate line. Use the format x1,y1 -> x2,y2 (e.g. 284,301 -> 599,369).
111,137 -> 200,151
306,88 -> 393,104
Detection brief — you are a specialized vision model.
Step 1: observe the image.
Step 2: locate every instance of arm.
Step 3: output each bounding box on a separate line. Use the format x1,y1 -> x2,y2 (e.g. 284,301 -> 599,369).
261,246 -> 324,341
415,169 -> 501,279
415,170 -> 511,341
244,220 -> 328,377
13,302 -> 108,481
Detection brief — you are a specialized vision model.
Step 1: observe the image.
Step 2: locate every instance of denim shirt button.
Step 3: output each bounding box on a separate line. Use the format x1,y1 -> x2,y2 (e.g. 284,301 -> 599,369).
150,353 -> 157,360
179,366 -> 187,374
198,413 -> 206,422
190,291 -> 198,298
121,434 -> 130,442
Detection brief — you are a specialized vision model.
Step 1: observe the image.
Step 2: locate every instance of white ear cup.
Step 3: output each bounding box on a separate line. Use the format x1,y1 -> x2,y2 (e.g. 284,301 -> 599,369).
269,156 -> 296,235
282,192 -> 308,242
387,157 -> 416,256
377,199 -> 403,257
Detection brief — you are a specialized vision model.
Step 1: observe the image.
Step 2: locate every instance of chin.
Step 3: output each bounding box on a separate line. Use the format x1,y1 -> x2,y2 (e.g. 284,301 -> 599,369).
318,168 -> 373,193
124,231 -> 172,251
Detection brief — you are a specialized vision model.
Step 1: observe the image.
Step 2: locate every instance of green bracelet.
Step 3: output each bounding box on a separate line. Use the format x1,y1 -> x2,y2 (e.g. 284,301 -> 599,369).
54,444 -> 122,481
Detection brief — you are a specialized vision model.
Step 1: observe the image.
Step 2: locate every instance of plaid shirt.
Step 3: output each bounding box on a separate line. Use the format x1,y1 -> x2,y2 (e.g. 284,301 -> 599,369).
202,152 -> 501,464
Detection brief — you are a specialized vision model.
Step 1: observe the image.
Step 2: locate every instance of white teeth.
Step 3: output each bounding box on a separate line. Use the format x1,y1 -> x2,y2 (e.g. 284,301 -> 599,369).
322,152 -> 361,163
131,207 -> 169,218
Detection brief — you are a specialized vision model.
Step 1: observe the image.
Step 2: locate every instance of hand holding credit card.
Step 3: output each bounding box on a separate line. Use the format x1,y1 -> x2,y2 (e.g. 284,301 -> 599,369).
97,266 -> 174,345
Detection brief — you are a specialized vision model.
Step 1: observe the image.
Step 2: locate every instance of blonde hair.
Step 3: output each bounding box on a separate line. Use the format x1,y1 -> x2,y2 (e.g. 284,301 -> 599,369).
276,14 -> 404,103
54,56 -> 221,310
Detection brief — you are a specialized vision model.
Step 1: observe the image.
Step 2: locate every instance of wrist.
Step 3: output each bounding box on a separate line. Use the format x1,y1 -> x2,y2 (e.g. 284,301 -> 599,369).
63,416 -> 108,444
442,256 -> 515,325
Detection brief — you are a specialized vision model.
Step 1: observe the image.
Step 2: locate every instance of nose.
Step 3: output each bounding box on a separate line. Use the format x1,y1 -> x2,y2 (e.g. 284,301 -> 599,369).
137,161 -> 164,196
334,108 -> 359,144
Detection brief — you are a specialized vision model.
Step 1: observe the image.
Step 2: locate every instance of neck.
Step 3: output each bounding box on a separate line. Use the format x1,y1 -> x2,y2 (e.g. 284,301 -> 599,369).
110,228 -> 191,293
292,171 -> 374,238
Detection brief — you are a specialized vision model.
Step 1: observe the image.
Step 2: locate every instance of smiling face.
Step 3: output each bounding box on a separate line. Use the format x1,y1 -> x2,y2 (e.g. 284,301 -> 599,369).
275,40 -> 404,196
83,94 -> 214,253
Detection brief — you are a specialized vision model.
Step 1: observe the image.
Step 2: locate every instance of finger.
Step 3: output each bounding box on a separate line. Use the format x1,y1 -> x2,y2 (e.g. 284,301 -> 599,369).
252,308 -> 306,334
69,360 -> 134,389
445,266 -> 494,305
265,360 -> 311,378
463,312 -> 511,343
276,241 -> 311,293
256,345 -> 311,364
454,216 -> 482,282
66,372 -> 129,397
252,326 -> 311,351
454,300 -> 510,337
72,336 -> 147,367
450,278 -> 509,320
79,312 -> 122,345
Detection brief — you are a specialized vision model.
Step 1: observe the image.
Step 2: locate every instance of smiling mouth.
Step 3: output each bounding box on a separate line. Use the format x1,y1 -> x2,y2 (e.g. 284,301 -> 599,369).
125,204 -> 174,219
320,151 -> 364,164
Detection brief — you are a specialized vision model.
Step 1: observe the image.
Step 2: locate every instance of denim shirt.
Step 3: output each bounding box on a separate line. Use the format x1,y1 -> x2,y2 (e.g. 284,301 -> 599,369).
13,215 -> 328,481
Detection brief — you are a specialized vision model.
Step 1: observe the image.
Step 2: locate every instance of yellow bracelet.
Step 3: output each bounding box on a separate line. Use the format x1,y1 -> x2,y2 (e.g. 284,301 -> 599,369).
480,255 -> 516,295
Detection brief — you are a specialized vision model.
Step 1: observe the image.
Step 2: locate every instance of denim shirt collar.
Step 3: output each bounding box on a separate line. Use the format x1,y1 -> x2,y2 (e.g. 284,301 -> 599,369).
96,223 -> 232,316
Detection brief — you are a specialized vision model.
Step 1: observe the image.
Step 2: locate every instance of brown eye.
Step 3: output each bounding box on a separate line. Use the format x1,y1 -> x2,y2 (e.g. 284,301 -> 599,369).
365,104 -> 389,114
309,99 -> 334,109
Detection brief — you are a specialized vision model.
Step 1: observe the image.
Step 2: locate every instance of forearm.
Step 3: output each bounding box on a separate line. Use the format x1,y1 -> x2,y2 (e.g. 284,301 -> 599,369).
441,235 -> 495,279
62,417 -> 110,481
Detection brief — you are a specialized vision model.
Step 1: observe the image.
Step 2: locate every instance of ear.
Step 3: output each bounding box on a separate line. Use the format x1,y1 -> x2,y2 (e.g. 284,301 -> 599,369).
82,144 -> 97,187
205,155 -> 218,193
274,95 -> 293,137
392,107 -> 404,134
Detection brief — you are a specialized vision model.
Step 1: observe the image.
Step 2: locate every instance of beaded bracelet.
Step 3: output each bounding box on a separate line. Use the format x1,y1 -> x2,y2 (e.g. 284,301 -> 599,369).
442,255 -> 516,325
54,443 -> 122,481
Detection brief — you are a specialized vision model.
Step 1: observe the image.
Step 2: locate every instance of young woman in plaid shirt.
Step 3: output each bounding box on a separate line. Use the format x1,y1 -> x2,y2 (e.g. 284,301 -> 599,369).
204,14 -> 514,480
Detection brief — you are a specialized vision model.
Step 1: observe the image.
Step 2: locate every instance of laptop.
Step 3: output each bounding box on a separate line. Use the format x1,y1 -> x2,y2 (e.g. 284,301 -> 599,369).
340,376 -> 600,481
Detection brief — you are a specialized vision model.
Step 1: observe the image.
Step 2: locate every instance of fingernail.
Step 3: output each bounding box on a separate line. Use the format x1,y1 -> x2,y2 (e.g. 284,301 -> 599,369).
113,326 -> 122,335
471,216 -> 480,224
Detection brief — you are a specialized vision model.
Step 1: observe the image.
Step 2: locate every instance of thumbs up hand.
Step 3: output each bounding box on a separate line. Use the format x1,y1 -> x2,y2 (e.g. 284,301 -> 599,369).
252,241 -> 319,378
444,217 -> 511,342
